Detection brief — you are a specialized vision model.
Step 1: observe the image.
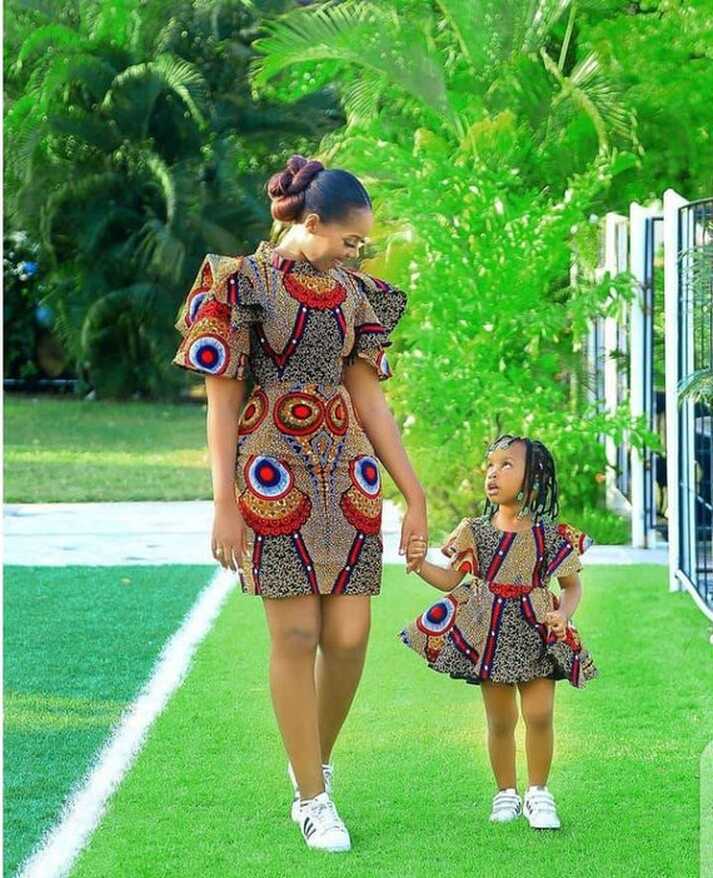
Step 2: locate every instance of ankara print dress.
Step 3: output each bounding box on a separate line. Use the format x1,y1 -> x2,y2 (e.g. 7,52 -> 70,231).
172,240 -> 407,599
399,515 -> 599,689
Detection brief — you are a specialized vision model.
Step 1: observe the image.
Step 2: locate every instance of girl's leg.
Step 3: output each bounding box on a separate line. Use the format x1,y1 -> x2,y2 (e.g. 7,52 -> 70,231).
315,595 -> 371,764
481,681 -> 518,789
518,677 -> 555,786
263,594 -> 324,800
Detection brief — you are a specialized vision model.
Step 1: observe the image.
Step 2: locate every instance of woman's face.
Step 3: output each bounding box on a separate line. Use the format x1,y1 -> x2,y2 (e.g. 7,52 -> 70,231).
485,440 -> 527,506
300,207 -> 374,270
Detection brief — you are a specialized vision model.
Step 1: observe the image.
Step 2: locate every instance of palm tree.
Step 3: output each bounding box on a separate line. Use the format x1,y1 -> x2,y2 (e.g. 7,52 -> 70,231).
4,0 -> 341,398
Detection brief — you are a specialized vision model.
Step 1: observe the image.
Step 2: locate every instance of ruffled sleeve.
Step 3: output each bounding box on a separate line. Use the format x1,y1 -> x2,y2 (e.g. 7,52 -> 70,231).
172,253 -> 265,380
345,268 -> 407,380
545,522 -> 594,579
440,517 -> 480,576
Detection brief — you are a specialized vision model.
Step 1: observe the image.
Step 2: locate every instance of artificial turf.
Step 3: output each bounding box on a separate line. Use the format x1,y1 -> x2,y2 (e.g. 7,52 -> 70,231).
3,564 -> 214,878
67,564 -> 713,878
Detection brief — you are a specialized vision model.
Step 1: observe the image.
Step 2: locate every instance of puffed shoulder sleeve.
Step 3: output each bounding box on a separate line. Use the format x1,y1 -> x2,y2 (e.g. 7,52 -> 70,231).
546,522 -> 594,579
171,253 -> 265,379
345,268 -> 407,380
440,517 -> 480,576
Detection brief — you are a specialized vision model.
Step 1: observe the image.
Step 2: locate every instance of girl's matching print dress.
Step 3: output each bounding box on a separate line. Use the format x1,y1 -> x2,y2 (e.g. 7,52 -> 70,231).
400,515 -> 599,688
172,240 -> 407,599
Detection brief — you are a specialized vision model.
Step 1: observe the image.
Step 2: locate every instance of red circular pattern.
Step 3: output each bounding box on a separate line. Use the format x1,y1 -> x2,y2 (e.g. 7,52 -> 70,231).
326,394 -> 349,436
238,389 -> 268,436
274,391 -> 325,436
283,272 -> 347,310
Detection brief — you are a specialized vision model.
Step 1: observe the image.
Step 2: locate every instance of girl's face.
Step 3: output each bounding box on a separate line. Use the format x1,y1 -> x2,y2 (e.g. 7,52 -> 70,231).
485,440 -> 527,506
298,208 -> 374,271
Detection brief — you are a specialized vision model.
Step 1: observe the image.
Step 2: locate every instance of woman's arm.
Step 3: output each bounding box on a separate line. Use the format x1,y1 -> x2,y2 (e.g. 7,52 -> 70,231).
204,375 -> 250,571
342,358 -> 427,571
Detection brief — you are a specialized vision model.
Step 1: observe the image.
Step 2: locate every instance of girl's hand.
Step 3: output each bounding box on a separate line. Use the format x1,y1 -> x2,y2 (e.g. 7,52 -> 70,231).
399,500 -> 428,574
211,499 -> 249,572
544,610 -> 568,641
406,536 -> 428,573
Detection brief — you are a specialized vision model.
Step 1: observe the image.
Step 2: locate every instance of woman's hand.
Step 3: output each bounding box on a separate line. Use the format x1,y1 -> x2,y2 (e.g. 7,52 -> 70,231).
211,499 -> 249,571
399,499 -> 428,574
544,610 -> 568,641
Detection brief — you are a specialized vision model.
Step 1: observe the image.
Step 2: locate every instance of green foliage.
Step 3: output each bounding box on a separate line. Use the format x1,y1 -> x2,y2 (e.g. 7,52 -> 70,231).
252,0 -> 658,533
575,0 -> 713,204
4,0 -> 340,399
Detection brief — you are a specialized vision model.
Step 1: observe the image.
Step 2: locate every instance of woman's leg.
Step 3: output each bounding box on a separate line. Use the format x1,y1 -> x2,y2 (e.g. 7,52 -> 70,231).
263,594 -> 324,799
480,681 -> 518,789
518,677 -> 555,786
315,595 -> 371,764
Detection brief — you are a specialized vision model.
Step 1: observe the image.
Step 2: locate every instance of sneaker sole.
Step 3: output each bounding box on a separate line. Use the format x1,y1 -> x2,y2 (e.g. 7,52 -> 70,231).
307,840 -> 351,853
524,811 -> 560,830
489,812 -> 522,823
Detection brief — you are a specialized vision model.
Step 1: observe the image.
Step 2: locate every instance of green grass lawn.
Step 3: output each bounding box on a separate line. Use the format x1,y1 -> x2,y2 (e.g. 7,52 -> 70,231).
3,397 -> 212,503
3,395 -> 630,543
67,564 -> 712,878
3,564 -> 214,878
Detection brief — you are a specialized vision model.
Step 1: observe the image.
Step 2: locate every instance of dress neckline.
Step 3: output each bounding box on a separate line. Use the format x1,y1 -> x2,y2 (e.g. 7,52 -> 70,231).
486,513 -> 540,535
254,239 -> 334,277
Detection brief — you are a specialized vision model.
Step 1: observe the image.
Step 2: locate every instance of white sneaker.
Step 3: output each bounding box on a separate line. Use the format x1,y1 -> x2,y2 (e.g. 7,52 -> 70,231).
297,791 -> 351,852
523,785 -> 561,829
288,761 -> 334,822
489,787 -> 522,823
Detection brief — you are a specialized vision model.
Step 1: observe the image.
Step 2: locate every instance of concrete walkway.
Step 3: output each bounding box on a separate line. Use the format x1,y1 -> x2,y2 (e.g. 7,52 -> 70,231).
3,500 -> 668,568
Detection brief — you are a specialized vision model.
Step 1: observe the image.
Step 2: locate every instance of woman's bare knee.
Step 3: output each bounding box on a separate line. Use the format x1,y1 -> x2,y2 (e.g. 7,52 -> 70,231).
273,624 -> 320,659
263,595 -> 320,659
319,596 -> 370,661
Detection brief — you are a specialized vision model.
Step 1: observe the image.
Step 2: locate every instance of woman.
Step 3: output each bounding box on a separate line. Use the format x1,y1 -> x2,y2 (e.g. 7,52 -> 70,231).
172,154 -> 427,852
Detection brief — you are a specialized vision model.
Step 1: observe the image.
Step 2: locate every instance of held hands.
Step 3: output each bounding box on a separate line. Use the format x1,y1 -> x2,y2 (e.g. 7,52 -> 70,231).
399,500 -> 428,574
405,535 -> 428,575
211,499 -> 248,572
544,610 -> 568,641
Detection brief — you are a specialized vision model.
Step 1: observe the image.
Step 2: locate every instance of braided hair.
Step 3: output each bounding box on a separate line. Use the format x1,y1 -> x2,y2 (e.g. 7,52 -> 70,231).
482,434 -> 559,523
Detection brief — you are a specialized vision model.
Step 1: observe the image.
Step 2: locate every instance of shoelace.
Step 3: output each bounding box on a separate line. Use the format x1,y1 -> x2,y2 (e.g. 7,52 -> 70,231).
309,797 -> 343,833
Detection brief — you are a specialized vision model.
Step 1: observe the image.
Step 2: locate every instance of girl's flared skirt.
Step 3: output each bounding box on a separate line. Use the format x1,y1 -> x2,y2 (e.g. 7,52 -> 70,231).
399,578 -> 598,689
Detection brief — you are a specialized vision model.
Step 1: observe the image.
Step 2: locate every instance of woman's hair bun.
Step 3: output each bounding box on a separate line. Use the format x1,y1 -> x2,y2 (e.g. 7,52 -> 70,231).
267,154 -> 325,222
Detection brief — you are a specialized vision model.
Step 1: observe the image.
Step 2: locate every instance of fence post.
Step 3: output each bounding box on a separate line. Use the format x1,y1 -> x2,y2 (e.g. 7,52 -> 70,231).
629,203 -> 648,547
603,213 -> 630,514
663,188 -> 687,592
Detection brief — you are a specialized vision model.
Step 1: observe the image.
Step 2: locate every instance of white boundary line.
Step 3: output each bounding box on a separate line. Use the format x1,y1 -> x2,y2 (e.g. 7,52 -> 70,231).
16,567 -> 236,878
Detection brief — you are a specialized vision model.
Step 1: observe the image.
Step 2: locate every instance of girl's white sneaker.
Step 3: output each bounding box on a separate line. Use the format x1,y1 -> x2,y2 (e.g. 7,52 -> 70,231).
288,761 -> 334,822
489,787 -> 522,823
523,785 -> 561,829
297,791 -> 351,852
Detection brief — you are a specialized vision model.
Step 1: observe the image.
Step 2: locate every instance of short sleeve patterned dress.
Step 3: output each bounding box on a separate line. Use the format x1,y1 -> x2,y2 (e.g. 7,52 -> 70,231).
171,240 -> 407,599
399,515 -> 599,688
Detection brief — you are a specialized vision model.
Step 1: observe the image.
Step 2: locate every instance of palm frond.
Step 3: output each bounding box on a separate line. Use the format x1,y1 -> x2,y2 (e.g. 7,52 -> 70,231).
251,2 -> 454,124
102,54 -> 210,133
520,0 -> 572,54
541,48 -> 637,151
678,368 -> 713,406
15,24 -> 85,73
144,151 -> 178,225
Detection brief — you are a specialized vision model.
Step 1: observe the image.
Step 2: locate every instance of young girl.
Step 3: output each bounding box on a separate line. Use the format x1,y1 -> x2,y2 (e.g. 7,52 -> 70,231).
399,434 -> 598,830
